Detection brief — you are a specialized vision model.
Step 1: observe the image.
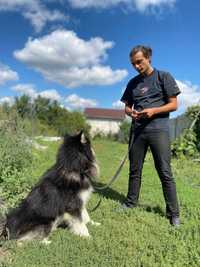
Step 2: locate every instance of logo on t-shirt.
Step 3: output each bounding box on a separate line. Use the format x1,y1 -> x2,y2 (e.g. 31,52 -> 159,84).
140,86 -> 149,94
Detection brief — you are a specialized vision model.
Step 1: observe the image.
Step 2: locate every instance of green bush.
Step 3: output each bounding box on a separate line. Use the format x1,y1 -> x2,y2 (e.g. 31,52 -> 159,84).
92,131 -> 118,142
56,111 -> 91,137
0,116 -> 33,205
171,128 -> 198,158
118,120 -> 131,143
22,118 -> 58,137
186,105 -> 200,149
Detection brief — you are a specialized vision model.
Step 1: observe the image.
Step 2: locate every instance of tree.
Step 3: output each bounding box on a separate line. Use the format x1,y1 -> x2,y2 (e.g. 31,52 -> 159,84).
14,95 -> 32,119
34,96 -> 51,123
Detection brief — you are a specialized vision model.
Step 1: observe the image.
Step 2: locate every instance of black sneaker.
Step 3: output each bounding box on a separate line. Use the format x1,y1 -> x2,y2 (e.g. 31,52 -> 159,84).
114,203 -> 135,213
121,203 -> 133,209
169,217 -> 180,227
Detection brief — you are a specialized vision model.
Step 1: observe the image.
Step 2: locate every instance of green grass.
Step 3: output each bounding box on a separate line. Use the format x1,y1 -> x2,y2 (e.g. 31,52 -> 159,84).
1,139 -> 200,267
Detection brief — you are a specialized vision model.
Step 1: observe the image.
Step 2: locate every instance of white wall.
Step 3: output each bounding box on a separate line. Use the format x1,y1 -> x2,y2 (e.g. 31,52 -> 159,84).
87,118 -> 122,136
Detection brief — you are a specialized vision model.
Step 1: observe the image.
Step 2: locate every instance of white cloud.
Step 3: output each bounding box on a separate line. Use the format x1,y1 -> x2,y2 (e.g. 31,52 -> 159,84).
0,96 -> 14,106
176,80 -> 200,114
134,0 -> 176,12
0,0 -> 68,32
0,63 -> 19,85
12,83 -> 37,99
67,0 -> 128,8
15,30 -> 114,68
12,83 -> 62,102
38,89 -> 61,101
41,66 -> 128,88
65,94 -> 98,109
112,100 -> 124,109
67,0 -> 176,11
14,29 -> 128,88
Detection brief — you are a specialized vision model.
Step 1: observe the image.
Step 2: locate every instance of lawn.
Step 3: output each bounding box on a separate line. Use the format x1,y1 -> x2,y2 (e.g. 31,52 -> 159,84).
1,139 -> 200,267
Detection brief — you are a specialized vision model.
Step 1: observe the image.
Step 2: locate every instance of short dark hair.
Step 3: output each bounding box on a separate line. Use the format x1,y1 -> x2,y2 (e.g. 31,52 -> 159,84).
129,45 -> 152,59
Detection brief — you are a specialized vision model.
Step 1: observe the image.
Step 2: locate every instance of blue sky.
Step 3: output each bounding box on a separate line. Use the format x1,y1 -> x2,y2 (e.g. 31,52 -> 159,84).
0,0 -> 200,117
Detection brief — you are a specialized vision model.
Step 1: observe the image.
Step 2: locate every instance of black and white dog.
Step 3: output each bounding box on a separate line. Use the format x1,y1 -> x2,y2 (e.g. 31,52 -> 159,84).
0,131 -> 100,244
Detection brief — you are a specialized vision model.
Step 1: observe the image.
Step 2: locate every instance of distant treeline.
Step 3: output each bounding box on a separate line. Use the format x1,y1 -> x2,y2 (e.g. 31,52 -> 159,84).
0,95 -> 90,136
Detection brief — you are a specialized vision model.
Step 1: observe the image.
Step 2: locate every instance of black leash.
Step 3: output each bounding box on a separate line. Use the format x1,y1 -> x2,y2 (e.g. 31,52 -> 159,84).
88,132 -> 135,212
94,131 -> 135,191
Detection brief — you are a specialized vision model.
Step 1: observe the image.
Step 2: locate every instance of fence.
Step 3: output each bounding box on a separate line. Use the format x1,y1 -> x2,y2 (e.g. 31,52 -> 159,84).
169,114 -> 191,141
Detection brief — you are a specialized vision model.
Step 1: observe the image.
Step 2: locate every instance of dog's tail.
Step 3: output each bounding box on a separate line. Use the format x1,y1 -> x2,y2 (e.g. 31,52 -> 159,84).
0,198 -> 9,242
0,216 -> 9,243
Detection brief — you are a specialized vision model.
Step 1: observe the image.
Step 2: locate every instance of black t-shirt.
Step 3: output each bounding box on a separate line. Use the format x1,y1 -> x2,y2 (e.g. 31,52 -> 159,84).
121,69 -> 181,131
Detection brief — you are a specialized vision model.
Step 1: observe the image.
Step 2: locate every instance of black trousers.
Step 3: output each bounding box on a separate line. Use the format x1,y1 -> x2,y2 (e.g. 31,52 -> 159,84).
125,128 -> 179,218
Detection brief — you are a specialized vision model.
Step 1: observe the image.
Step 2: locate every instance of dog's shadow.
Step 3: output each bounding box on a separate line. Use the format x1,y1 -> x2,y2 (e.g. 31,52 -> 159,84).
93,183 -> 165,218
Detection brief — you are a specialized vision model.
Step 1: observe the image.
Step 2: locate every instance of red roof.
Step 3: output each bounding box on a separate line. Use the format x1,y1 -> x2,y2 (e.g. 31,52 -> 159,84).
84,108 -> 125,120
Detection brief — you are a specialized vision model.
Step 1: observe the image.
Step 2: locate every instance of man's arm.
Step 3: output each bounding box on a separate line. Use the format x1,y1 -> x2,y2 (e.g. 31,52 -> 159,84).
124,103 -> 140,120
125,103 -> 133,116
138,96 -> 178,119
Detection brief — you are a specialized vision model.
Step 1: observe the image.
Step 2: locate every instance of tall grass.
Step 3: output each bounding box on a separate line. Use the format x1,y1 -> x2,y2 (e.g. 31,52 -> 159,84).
1,139 -> 200,267
0,118 -> 34,207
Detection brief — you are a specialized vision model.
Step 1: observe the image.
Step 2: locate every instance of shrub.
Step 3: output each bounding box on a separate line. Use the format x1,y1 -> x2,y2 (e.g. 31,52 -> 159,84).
0,115 -> 33,205
171,128 -> 197,158
118,120 -> 131,143
56,111 -> 91,137
92,131 -> 118,141
22,118 -> 58,137
186,105 -> 200,149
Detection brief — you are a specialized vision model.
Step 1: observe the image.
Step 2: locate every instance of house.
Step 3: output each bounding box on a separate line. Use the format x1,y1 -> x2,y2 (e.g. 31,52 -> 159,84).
84,108 -> 125,136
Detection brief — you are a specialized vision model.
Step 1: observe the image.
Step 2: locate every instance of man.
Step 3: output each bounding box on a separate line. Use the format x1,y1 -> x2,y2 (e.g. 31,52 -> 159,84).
120,45 -> 180,226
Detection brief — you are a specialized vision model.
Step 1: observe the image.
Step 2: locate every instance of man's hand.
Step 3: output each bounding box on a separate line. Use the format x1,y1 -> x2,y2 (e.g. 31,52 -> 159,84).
125,104 -> 151,120
125,96 -> 178,120
131,109 -> 140,120
137,108 -> 156,119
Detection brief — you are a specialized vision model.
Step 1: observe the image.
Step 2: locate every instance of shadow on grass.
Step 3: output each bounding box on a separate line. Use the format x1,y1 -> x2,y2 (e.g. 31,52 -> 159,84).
93,182 -> 165,217
93,182 -> 126,203
138,204 -> 166,217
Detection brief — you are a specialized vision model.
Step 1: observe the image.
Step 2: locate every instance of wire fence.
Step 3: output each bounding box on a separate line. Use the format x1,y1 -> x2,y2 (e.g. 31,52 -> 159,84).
169,114 -> 191,141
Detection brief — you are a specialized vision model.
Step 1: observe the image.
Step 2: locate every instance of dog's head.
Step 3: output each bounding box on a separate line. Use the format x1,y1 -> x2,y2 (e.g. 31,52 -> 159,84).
57,131 -> 99,178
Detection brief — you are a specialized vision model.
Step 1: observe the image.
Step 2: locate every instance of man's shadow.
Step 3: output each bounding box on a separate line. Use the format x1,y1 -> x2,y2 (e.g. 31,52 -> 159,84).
93,182 -> 125,203
93,182 -> 165,217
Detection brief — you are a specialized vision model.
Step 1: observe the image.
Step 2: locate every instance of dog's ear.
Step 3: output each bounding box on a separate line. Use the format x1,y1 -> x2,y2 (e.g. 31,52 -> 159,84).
63,133 -> 70,141
80,131 -> 87,144
76,130 -> 87,144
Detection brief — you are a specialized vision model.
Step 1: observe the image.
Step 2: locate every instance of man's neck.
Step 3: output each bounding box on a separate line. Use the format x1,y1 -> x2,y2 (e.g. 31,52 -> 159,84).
143,66 -> 154,77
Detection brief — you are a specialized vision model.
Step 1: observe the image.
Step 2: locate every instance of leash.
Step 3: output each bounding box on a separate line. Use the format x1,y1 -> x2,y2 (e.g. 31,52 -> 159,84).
93,129 -> 135,191
88,131 -> 135,212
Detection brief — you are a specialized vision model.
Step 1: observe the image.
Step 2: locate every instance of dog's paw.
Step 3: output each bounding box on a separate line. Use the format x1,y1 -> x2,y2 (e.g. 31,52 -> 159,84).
90,220 -> 101,226
41,238 -> 52,245
71,222 -> 91,238
77,227 -> 90,238
17,241 -> 24,247
80,232 -> 91,239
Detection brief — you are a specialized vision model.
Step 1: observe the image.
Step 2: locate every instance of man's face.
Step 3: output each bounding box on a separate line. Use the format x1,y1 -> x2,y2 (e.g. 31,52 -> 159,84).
130,51 -> 151,75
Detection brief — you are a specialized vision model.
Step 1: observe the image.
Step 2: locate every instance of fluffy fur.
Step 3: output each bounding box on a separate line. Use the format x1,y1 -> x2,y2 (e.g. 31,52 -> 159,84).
0,131 -> 100,243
